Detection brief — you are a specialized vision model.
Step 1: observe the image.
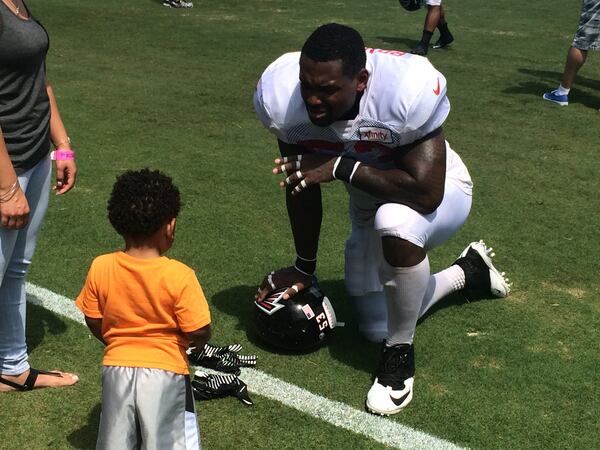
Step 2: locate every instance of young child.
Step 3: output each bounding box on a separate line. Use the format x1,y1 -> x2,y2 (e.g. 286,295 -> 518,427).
76,169 -> 211,450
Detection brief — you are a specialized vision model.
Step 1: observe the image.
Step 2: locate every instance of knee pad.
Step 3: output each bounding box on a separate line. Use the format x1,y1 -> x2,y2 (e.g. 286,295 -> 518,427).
352,292 -> 388,343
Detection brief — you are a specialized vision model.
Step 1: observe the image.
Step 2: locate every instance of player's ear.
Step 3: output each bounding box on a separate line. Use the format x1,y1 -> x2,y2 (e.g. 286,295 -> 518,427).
356,68 -> 369,92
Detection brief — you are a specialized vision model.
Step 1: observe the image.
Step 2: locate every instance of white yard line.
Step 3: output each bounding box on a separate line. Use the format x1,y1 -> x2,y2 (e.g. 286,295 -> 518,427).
26,282 -> 466,450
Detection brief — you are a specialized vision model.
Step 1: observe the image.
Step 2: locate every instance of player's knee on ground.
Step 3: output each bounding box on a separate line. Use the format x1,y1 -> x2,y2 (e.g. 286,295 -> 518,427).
344,226 -> 382,295
352,292 -> 388,342
344,227 -> 388,342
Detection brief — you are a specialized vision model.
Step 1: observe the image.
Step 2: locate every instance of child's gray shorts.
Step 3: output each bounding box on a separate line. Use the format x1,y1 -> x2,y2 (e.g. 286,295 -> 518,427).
96,366 -> 200,450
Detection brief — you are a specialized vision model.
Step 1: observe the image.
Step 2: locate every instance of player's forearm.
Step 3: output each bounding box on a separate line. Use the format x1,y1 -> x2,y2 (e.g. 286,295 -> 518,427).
286,184 -> 322,260
279,138 -> 323,261
352,165 -> 445,214
347,132 -> 447,215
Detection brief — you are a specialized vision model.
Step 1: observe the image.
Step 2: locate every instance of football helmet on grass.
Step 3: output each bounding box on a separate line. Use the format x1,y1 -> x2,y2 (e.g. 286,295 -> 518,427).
254,285 -> 337,352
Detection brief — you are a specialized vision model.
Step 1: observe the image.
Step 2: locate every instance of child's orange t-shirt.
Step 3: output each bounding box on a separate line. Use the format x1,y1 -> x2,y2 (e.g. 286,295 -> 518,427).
75,251 -> 211,374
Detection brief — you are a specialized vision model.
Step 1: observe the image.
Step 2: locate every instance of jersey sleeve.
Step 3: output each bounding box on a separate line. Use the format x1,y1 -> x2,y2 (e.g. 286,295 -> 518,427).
364,52 -> 451,146
174,271 -> 211,333
253,78 -> 279,134
402,70 -> 450,141
253,52 -> 303,144
75,259 -> 103,319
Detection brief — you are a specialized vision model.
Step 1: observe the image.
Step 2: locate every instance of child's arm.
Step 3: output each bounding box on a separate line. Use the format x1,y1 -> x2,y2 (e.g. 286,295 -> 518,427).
186,324 -> 212,351
84,316 -> 106,345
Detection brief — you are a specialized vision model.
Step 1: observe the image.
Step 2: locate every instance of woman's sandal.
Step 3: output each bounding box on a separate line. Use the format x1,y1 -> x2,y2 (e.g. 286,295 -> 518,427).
0,368 -> 65,391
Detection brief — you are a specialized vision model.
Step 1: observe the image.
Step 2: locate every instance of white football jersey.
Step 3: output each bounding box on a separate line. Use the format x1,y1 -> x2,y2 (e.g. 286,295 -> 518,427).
255,48 -> 451,163
254,48 -> 472,202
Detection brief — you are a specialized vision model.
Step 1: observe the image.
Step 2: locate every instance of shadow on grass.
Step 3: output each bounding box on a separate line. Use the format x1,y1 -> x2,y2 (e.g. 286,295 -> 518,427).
67,403 -> 101,449
210,280 -> 479,372
209,284 -> 259,342
376,35 -> 419,50
26,303 -> 69,353
209,281 -> 377,368
505,68 -> 600,109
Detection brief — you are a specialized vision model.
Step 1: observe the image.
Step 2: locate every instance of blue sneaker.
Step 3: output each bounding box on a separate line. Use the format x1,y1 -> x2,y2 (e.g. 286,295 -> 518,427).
543,89 -> 569,106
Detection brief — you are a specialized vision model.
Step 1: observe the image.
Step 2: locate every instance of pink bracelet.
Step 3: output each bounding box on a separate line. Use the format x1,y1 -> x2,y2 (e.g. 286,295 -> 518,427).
50,149 -> 75,160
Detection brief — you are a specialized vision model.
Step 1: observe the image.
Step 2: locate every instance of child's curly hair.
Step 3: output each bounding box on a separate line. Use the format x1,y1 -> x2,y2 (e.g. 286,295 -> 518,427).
107,168 -> 181,237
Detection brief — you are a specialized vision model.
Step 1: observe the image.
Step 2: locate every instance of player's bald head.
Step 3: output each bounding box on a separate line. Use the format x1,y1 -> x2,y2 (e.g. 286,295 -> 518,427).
301,23 -> 366,78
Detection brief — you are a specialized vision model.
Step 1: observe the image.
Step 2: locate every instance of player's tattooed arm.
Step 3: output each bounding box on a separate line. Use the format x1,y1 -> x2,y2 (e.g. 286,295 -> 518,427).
351,128 -> 447,215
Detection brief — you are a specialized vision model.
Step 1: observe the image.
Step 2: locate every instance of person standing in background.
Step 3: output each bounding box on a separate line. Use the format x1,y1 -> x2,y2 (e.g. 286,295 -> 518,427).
0,0 -> 78,392
543,0 -> 600,107
410,0 -> 454,56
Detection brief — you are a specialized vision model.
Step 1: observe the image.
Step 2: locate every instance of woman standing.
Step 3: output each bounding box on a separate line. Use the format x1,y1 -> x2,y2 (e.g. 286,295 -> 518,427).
0,0 -> 78,391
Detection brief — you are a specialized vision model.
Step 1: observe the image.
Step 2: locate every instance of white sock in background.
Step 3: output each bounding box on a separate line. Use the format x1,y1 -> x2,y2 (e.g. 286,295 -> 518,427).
556,84 -> 570,96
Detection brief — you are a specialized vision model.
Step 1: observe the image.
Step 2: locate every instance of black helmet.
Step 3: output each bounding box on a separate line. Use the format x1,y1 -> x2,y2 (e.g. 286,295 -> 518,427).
399,0 -> 423,11
254,285 -> 337,352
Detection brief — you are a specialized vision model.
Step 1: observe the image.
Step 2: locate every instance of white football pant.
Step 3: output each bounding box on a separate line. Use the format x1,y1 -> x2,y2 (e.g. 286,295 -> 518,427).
346,166 -> 472,343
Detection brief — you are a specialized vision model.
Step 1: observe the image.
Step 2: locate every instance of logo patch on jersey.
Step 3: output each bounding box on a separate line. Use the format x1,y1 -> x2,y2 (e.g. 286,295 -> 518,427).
358,127 -> 393,143
433,78 -> 441,96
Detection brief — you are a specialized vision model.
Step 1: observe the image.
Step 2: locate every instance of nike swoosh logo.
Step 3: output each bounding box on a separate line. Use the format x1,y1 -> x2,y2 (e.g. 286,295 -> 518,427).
389,391 -> 410,406
433,78 -> 441,95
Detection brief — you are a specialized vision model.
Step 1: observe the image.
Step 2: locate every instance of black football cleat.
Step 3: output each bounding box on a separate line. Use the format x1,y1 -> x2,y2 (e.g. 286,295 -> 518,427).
410,42 -> 429,56
366,343 -> 415,415
432,32 -> 454,49
454,241 -> 511,298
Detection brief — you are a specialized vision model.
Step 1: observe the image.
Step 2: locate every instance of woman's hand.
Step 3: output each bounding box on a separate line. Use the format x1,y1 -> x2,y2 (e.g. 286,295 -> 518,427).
0,185 -> 30,229
54,159 -> 77,194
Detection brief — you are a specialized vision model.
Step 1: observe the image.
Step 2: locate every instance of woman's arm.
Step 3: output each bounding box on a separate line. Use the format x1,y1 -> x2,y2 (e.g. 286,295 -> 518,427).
0,128 -> 30,229
46,80 -> 77,194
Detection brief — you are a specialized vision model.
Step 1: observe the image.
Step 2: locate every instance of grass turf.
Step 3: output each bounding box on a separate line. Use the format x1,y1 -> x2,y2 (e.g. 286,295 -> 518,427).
0,0 -> 598,448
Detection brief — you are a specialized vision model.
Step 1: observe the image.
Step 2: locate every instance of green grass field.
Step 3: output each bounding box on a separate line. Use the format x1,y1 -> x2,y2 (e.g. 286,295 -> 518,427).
1,0 -> 599,448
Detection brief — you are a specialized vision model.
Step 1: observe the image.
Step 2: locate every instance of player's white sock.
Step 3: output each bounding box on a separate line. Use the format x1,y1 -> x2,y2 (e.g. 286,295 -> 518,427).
556,84 -> 570,96
418,265 -> 465,317
380,256 -> 430,346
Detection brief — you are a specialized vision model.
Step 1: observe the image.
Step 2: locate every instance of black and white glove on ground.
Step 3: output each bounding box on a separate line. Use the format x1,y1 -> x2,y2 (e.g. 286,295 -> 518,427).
187,343 -> 257,375
192,371 -> 253,406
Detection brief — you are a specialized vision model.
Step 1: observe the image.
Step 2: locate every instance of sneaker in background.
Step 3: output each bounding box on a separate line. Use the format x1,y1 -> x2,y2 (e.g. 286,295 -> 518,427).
542,89 -> 569,106
411,42 -> 428,56
432,32 -> 454,49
